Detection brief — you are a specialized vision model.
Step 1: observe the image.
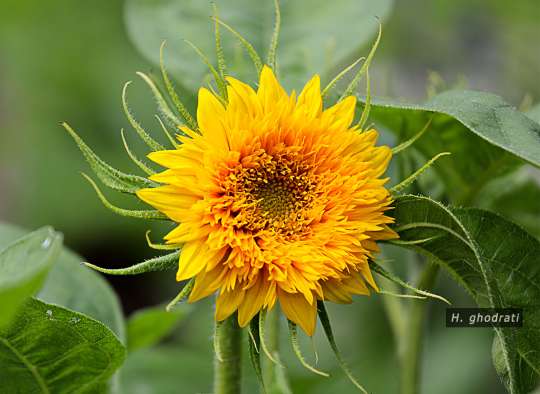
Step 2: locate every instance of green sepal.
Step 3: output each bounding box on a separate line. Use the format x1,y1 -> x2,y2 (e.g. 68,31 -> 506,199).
145,230 -> 181,251
166,279 -> 194,312
392,116 -> 433,154
84,250 -> 179,276
122,81 -> 166,152
121,129 -> 155,175
159,42 -> 199,131
340,21 -> 381,100
62,122 -> 154,194
369,259 -> 451,305
317,301 -> 368,393
321,56 -> 364,99
390,152 -> 451,194
259,309 -> 280,365
266,0 -> 281,71
248,315 -> 267,393
356,67 -> 371,130
136,71 -> 183,130
81,173 -> 167,220
212,17 -> 263,74
212,3 -> 227,80
287,320 -> 329,377
184,39 -> 228,100
155,115 -> 179,147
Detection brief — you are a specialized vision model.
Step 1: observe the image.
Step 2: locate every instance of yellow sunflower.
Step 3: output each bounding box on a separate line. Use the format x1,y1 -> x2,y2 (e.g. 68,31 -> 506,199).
136,65 -> 396,335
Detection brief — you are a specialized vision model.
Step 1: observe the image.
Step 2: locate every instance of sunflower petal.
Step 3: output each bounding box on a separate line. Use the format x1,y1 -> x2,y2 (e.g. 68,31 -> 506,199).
216,289 -> 245,321
278,288 -> 317,336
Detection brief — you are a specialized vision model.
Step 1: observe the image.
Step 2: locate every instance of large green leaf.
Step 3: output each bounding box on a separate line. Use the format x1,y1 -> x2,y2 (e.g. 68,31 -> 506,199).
475,168 -> 540,238
126,304 -> 191,351
390,195 -> 540,393
39,249 -> 126,343
0,298 -> 126,393
120,346 -> 213,394
0,222 -> 126,342
527,103 -> 540,124
367,90 -> 540,203
0,227 -> 62,329
124,0 -> 393,91
0,224 -> 26,248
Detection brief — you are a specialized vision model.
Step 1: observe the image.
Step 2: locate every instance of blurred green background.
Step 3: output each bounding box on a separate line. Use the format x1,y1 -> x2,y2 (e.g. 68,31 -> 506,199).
1,0 -> 539,393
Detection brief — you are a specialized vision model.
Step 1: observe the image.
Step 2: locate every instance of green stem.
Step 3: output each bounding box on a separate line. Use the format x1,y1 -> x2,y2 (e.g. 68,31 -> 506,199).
263,308 -> 292,394
379,273 -> 406,355
214,315 -> 243,394
400,263 -> 439,394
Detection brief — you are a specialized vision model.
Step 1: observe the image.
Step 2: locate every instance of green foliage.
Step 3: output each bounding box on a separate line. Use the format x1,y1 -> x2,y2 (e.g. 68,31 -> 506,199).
39,248 -> 126,342
527,104 -> 540,124
124,0 -> 393,91
474,168 -> 540,238
120,347 -> 213,394
3,1 -> 538,393
366,90 -> 540,203
127,304 -> 191,351
0,223 -> 128,390
391,195 -> 540,393
0,298 -> 125,393
0,227 -> 62,329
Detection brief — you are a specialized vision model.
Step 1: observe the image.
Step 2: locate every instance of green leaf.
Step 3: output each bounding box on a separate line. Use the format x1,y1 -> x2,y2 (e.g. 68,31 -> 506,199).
0,222 -> 126,342
120,346 -> 212,394
0,223 -> 26,248
366,90 -> 540,203
39,248 -> 126,343
527,103 -> 540,124
391,195 -> 540,393
474,168 -> 540,238
124,0 -> 393,91
127,304 -> 191,352
0,298 -> 126,393
0,227 -> 62,329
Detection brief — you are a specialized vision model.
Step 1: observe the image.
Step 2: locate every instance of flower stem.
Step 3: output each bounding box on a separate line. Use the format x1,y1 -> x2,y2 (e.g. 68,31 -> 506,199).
214,314 -> 243,394
400,263 -> 439,394
263,308 -> 292,394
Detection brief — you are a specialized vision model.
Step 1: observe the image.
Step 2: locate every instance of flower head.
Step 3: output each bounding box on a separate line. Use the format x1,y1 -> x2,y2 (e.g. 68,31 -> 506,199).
136,66 -> 396,335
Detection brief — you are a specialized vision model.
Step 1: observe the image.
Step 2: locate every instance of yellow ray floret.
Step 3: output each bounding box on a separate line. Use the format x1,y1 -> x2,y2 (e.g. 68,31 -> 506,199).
136,65 -> 396,336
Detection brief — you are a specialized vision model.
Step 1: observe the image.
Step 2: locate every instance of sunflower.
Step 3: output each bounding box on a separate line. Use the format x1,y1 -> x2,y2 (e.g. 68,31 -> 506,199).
136,65 -> 396,335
